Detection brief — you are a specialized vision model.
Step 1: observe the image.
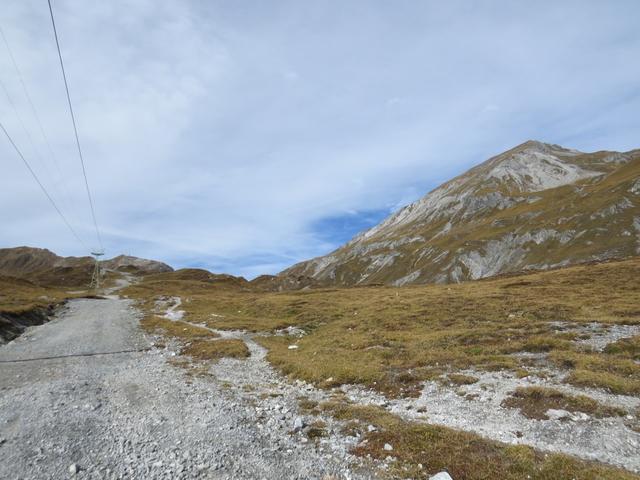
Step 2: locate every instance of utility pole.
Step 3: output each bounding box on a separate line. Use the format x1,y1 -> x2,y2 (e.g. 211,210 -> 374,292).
90,250 -> 104,290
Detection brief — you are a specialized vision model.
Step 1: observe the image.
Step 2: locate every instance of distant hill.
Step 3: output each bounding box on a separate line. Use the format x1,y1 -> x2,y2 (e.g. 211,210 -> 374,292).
282,140 -> 640,286
0,246 -> 173,287
101,255 -> 174,275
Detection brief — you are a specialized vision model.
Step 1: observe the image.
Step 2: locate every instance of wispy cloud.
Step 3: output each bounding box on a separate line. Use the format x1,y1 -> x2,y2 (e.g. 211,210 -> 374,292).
1,0 -> 639,277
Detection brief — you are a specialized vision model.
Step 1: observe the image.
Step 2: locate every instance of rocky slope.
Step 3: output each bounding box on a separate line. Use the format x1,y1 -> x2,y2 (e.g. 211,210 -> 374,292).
101,255 -> 173,275
0,247 -> 173,286
282,141 -> 640,286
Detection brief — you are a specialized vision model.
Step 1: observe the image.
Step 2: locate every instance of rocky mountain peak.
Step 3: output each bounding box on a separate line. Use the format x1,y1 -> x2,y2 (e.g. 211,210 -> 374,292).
281,141 -> 640,287
480,141 -> 599,193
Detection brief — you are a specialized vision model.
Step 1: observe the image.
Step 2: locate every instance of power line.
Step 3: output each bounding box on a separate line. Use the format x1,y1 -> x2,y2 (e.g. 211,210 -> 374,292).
47,0 -> 103,251
0,118 -> 88,250
0,74 -> 53,180
0,23 -> 75,215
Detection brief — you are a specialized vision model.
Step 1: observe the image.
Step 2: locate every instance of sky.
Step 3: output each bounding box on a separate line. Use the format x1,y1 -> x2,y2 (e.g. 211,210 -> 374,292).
1,0 -> 639,278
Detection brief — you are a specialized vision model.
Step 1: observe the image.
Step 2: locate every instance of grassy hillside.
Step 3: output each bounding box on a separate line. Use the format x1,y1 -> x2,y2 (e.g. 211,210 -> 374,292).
124,258 -> 640,479
124,257 -> 640,397
0,275 -> 73,314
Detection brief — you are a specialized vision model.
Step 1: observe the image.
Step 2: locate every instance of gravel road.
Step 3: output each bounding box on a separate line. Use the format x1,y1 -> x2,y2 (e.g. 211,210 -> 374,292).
0,296 -> 378,479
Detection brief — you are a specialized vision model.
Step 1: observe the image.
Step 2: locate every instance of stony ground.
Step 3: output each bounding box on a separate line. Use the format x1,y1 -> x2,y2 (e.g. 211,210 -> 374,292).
0,295 -> 381,479
154,296 -> 640,474
1,287 -> 639,479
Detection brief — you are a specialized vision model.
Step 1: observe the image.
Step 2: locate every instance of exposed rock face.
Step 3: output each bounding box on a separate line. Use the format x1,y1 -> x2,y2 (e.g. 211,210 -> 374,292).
101,255 -> 173,275
282,141 -> 640,286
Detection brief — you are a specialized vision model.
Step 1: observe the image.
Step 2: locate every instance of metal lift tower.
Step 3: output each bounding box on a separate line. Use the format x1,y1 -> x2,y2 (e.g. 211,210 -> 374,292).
89,250 -> 104,290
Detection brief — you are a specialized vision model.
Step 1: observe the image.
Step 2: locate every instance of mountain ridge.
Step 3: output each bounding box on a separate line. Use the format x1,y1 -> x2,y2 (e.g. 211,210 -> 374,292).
0,246 -> 173,287
281,140 -> 640,287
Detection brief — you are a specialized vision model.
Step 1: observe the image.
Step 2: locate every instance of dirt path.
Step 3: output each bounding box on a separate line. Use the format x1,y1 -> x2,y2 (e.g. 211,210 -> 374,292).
0,295 -> 378,479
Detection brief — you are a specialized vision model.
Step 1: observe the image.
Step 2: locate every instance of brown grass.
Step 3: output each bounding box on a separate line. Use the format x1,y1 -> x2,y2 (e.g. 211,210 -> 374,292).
123,257 -> 640,398
181,338 -> 250,362
444,373 -> 479,386
550,351 -> 640,395
141,315 -> 218,340
501,386 -> 626,420
305,420 -> 328,439
0,275 -> 75,313
117,259 -> 640,477
321,399 -> 639,480
604,335 -> 640,360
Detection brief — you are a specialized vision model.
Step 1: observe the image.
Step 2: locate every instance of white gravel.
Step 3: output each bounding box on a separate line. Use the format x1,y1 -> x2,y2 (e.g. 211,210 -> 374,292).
2,288 -> 638,478
341,368 -> 640,473
0,296 -> 379,479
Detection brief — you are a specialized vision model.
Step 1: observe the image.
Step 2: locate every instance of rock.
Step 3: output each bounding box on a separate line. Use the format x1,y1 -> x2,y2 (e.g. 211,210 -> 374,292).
383,443 -> 393,451
546,409 -> 571,421
293,417 -> 305,432
288,345 -> 299,350
68,463 -> 80,475
571,412 -> 590,421
430,472 -> 453,480
367,425 -> 377,432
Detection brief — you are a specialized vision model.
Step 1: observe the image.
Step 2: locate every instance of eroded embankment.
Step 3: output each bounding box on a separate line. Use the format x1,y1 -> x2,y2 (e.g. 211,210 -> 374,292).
0,304 -> 60,344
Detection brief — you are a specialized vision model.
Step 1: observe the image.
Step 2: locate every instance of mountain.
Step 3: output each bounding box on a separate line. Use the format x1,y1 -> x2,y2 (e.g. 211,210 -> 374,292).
0,246 -> 173,287
101,255 -> 173,275
282,141 -> 640,286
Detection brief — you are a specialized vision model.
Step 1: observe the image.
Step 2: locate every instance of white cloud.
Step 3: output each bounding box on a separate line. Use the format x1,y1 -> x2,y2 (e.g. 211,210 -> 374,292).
1,0 -> 639,278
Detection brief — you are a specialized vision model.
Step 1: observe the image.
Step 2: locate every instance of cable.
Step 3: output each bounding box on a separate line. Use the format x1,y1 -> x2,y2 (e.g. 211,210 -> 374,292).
0,118 -> 88,250
0,348 -> 150,363
47,0 -> 103,251
0,23 -> 75,214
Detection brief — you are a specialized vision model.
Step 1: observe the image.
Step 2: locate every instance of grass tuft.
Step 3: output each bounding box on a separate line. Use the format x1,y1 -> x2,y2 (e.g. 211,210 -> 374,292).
320,399 -> 638,480
501,386 -> 626,420
141,315 -> 218,340
181,338 -> 250,362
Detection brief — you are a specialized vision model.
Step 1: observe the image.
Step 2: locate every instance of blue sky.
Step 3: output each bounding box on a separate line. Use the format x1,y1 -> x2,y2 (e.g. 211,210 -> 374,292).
1,0 -> 639,278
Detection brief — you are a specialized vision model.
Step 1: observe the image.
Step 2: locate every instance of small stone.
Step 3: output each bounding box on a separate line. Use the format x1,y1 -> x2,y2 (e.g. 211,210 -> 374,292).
546,408 -> 571,421
288,345 -> 299,350
367,425 -> 377,432
430,472 -> 453,480
383,443 -> 393,451
293,417 -> 305,432
69,464 -> 80,475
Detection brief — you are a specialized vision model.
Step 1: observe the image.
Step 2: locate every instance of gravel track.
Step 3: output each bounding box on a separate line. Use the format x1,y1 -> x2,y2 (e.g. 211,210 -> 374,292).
0,295 -> 379,479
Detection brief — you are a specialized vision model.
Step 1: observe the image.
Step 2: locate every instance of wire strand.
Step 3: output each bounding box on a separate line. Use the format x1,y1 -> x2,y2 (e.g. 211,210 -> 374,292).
0,23 -> 76,217
47,0 -> 103,251
0,118 -> 88,250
